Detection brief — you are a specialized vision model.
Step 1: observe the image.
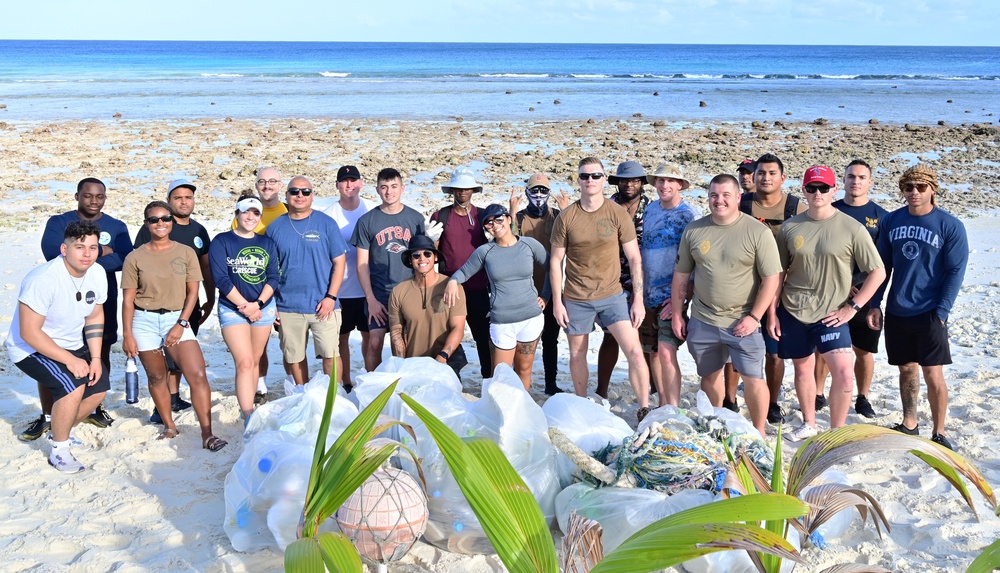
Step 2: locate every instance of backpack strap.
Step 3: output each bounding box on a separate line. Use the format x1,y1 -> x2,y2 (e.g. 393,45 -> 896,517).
783,194 -> 800,221
739,192 -> 754,215
515,211 -> 526,235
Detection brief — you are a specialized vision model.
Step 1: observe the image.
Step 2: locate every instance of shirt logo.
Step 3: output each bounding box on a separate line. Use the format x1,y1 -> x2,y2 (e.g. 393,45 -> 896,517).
386,242 -> 407,254
902,241 -> 920,260
865,216 -> 878,229
304,231 -> 321,243
194,237 -> 204,249
170,257 -> 189,275
596,218 -> 615,238
793,235 -> 805,251
99,231 -> 111,246
228,246 -> 269,285
85,291 -> 96,304
698,240 -> 711,254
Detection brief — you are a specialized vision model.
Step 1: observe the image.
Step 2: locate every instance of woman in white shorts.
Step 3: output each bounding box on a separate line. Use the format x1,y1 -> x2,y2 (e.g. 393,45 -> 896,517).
444,204 -> 549,390
122,201 -> 226,451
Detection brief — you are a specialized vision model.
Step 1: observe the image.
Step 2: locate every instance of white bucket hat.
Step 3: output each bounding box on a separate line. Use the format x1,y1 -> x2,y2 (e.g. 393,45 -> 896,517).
646,163 -> 691,190
442,167 -> 483,193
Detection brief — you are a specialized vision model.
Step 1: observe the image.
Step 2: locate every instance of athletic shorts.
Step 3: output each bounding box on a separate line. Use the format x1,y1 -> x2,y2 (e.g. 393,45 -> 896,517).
490,313 -> 545,350
16,346 -> 110,402
363,297 -> 391,332
847,307 -> 881,354
686,317 -> 765,379
132,309 -> 197,352
884,310 -> 952,366
638,306 -> 684,353
776,305 -> 852,360
762,312 -> 779,355
278,310 -> 342,363
218,299 -> 277,329
565,292 -> 631,336
339,297 -> 370,334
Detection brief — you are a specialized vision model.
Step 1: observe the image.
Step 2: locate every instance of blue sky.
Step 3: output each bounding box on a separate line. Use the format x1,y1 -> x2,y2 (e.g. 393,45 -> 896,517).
6,0 -> 998,45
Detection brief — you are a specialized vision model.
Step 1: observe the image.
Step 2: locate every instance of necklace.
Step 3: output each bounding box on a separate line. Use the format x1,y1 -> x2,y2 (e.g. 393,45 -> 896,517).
413,275 -> 431,309
288,213 -> 313,238
70,274 -> 85,302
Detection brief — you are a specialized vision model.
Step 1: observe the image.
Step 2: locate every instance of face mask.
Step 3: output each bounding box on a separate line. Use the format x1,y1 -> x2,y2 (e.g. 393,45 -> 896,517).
526,188 -> 550,216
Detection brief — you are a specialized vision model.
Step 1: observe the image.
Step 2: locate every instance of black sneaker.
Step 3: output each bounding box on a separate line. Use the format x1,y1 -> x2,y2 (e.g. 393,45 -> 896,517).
19,414 -> 51,442
171,395 -> 192,412
890,422 -> 919,436
931,433 -> 957,452
149,409 -> 163,425
855,395 -> 876,419
767,403 -> 784,424
722,397 -> 739,412
544,386 -> 565,396
254,391 -> 268,405
84,404 -> 114,428
815,394 -> 828,411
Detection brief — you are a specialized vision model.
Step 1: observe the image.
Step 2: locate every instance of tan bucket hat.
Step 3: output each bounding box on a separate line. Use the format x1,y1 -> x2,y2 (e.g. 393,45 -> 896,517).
646,163 -> 691,190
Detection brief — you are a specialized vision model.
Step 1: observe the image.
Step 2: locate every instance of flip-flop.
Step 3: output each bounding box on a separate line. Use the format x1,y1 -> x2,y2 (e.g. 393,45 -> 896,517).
203,436 -> 228,452
158,428 -> 179,440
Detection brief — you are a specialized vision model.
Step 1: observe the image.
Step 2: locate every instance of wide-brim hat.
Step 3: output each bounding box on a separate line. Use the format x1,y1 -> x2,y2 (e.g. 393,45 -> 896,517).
646,163 -> 691,190
442,167 -> 483,193
401,234 -> 445,269
607,161 -> 647,185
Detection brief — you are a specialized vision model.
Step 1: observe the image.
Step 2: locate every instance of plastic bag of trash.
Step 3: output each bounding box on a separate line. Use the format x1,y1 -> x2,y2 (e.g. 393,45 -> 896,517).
244,371 -> 358,441
542,393 -> 633,488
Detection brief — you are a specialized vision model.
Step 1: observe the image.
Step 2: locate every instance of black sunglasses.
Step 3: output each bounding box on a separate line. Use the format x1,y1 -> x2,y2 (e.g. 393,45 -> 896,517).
578,173 -> 606,180
287,187 -> 313,196
410,250 -> 434,259
146,215 -> 174,224
804,185 -> 833,194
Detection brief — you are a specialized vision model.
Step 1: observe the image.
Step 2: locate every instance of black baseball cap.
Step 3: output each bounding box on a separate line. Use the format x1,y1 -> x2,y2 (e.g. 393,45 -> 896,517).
737,159 -> 757,173
337,165 -> 361,182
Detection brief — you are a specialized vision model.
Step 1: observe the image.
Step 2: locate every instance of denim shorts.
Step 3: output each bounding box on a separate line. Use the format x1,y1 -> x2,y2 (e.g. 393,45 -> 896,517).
131,308 -> 197,352
218,299 -> 277,329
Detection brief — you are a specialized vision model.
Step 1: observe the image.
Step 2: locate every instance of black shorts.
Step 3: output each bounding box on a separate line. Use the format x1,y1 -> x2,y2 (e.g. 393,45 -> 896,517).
884,310 -> 952,366
15,347 -> 111,402
847,308 -> 881,354
339,297 -> 370,335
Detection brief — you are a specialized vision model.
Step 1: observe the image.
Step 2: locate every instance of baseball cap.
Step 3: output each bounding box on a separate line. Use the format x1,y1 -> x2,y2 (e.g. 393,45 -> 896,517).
802,165 -> 836,187
236,197 -> 263,213
479,203 -> 510,228
526,173 -> 551,190
337,165 -> 361,182
736,159 -> 757,173
167,179 -> 197,196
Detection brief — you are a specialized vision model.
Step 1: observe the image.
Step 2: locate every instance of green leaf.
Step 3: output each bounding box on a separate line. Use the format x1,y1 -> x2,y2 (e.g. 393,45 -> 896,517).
967,537 -> 1000,573
284,537 -> 326,573
316,531 -> 364,573
761,430 -> 786,573
400,393 -> 559,573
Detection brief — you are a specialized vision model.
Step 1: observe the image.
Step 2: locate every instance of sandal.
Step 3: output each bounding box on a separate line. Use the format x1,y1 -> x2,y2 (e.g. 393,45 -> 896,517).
203,435 -> 228,452
158,428 -> 179,440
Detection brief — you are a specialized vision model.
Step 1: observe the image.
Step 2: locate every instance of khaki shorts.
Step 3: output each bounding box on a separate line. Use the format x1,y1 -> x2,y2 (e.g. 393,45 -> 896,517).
278,310 -> 341,363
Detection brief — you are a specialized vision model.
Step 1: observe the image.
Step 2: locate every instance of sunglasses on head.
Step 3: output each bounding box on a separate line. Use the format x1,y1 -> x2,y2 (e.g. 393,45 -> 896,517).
146,215 -> 174,224
410,250 -> 434,259
578,172 -> 606,181
287,187 -> 313,196
804,185 -> 833,194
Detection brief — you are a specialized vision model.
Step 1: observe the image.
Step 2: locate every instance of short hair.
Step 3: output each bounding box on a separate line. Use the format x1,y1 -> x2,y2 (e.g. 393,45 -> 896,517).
237,190 -> 260,202
64,220 -> 100,244
256,165 -> 279,176
755,153 -> 784,174
578,157 -> 604,170
76,177 -> 106,193
709,173 -> 740,190
845,159 -> 872,174
377,168 -> 402,185
144,200 -> 171,219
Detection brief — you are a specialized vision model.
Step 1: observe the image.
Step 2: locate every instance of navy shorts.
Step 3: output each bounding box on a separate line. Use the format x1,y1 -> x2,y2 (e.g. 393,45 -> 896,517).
884,310 -> 951,366
847,307 -> 881,354
363,298 -> 391,332
776,305 -> 852,360
762,312 -> 779,355
339,297 -> 370,335
15,346 -> 111,402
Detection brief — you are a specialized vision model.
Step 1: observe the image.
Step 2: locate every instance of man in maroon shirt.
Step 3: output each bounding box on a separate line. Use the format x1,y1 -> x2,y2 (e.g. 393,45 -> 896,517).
431,167 -> 492,379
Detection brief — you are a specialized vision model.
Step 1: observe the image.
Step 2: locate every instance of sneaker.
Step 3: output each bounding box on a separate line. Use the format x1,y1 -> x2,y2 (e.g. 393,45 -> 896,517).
253,391 -> 268,406
544,386 -> 565,396
784,423 -> 819,442
890,422 -> 919,436
171,395 -> 192,412
149,409 -> 163,425
47,433 -> 91,452
815,394 -> 828,411
722,397 -> 739,412
767,403 -> 784,424
19,415 -> 51,442
84,404 -> 114,428
855,395 -> 876,419
48,448 -> 85,474
636,406 -> 651,423
931,433 -> 957,452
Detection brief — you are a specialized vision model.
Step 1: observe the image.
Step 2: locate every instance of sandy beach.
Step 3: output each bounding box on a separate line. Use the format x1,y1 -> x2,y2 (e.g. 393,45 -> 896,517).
1,118 -> 999,572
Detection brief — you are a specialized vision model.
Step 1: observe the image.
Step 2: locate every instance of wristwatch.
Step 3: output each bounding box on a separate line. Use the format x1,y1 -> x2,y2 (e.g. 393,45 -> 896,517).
438,350 -> 450,360
256,299 -> 265,309
848,300 -> 862,311
177,318 -> 190,328
324,294 -> 337,301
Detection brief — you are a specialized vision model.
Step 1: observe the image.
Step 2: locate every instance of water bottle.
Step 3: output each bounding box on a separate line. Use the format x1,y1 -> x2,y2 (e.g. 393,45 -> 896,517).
125,357 -> 140,404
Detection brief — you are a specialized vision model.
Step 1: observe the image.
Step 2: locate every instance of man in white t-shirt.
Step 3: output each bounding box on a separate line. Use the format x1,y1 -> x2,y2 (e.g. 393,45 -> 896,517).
6,221 -> 109,474
324,165 -> 373,389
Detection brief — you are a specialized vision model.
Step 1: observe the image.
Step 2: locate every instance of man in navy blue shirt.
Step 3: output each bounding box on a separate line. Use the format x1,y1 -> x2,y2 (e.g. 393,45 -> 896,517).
869,165 -> 968,452
21,178 -> 132,440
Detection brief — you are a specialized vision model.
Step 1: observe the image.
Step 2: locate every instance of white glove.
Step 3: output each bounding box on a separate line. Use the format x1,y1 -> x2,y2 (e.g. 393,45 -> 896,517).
425,218 -> 443,242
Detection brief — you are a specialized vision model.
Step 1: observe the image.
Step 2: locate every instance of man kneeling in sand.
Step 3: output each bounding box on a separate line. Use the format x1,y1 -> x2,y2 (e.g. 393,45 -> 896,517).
6,222 -> 109,473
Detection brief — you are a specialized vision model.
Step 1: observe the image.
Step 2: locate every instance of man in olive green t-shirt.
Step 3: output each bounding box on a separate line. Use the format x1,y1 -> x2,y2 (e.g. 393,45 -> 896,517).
671,175 -> 781,437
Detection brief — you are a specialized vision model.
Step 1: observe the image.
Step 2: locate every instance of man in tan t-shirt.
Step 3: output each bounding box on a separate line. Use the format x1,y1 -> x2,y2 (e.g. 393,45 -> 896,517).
550,157 -> 651,423
388,235 -> 468,376
671,175 -> 781,437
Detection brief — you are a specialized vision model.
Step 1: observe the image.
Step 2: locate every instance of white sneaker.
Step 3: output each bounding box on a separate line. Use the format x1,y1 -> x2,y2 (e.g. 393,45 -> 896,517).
47,432 -> 92,452
48,448 -> 85,474
256,376 -> 268,394
784,423 -> 819,442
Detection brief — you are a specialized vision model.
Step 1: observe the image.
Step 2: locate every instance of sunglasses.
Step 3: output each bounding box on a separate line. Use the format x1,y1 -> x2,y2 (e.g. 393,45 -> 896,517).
146,215 -> 174,224
578,173 -> 606,181
483,216 -> 506,228
287,187 -> 313,196
903,183 -> 931,192
410,250 -> 434,260
804,185 -> 833,194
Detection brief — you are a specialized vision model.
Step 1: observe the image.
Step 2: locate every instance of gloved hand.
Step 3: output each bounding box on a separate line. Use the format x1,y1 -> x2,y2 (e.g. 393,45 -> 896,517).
425,217 -> 444,242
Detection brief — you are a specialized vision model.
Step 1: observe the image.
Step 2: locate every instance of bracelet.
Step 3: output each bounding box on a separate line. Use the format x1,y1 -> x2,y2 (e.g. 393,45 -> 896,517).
748,312 -> 761,324
438,351 -> 450,360
324,294 -> 337,301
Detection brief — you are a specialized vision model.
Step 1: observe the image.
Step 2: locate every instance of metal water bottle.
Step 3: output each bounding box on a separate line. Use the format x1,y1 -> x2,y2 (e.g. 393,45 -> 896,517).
125,357 -> 140,404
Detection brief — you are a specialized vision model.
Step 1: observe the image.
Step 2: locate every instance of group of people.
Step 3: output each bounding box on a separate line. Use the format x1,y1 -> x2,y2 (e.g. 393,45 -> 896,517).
8,152 -> 968,474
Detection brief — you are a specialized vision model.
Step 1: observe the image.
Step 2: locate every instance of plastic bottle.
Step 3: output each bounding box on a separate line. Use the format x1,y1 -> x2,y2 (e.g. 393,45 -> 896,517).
125,357 -> 140,404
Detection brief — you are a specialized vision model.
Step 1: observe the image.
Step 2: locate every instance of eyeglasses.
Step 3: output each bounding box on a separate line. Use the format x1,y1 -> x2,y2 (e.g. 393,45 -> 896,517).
903,183 -> 931,192
578,173 -> 606,180
287,187 -> 313,196
804,185 -> 833,194
146,215 -> 174,224
483,217 -> 506,229
410,250 -> 434,259
256,178 -> 281,186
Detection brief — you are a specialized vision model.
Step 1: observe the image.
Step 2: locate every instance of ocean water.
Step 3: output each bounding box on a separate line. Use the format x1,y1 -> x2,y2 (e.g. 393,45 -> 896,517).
1,41 -> 998,124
